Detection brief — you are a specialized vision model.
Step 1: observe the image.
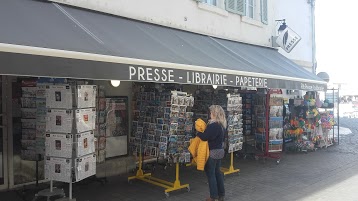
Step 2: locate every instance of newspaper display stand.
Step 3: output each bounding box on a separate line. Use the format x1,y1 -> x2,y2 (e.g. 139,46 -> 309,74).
34,85 -> 97,201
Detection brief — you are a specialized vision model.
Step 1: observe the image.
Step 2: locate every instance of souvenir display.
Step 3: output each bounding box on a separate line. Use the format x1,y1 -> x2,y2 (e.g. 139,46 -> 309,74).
226,94 -> 243,153
284,91 -> 331,152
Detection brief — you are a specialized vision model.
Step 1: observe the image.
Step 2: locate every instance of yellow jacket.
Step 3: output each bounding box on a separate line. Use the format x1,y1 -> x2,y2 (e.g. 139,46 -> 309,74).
188,137 -> 209,171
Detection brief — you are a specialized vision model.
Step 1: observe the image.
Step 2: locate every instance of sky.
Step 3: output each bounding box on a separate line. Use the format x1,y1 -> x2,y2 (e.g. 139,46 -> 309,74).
315,0 -> 358,84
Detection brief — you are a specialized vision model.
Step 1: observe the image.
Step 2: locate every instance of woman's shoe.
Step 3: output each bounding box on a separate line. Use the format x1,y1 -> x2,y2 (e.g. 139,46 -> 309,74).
219,196 -> 225,201
206,198 -> 219,201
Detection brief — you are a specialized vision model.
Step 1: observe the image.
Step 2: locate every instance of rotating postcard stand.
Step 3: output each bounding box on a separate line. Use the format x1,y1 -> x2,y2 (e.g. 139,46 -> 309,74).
221,93 -> 242,176
128,91 -> 193,198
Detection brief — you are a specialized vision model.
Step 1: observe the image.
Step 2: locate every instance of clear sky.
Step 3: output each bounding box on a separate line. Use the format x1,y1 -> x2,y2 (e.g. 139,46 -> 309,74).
315,0 -> 357,84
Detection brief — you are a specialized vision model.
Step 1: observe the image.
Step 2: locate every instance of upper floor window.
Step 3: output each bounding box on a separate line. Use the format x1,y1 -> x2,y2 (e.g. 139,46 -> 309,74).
246,0 -> 255,19
204,0 -> 217,6
224,0 -> 268,24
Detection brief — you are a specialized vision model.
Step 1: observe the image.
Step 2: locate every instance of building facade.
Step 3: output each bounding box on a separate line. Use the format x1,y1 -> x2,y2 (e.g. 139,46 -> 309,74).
0,0 -> 325,191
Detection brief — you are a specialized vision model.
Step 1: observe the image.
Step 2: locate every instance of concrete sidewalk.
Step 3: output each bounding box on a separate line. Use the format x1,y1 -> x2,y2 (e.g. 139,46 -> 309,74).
1,125 -> 358,201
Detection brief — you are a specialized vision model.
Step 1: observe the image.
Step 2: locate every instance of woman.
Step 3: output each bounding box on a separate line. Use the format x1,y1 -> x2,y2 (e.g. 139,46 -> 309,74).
197,105 -> 226,201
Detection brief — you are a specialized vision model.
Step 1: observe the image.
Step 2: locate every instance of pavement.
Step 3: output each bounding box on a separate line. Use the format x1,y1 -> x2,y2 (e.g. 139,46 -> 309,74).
1,118 -> 358,201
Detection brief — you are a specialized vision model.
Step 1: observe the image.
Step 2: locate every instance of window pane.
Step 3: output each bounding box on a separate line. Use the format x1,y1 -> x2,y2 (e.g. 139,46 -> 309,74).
247,0 -> 254,18
204,0 -> 217,6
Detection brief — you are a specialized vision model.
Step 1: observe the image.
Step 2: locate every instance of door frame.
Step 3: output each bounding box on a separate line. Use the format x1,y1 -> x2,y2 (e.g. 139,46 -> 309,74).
0,75 -> 9,190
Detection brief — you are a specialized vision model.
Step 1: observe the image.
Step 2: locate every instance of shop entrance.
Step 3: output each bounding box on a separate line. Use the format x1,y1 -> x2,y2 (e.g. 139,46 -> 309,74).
0,76 -> 9,190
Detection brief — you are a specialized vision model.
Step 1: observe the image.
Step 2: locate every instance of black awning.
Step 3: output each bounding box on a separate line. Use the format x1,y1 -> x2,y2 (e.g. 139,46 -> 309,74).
0,0 -> 326,90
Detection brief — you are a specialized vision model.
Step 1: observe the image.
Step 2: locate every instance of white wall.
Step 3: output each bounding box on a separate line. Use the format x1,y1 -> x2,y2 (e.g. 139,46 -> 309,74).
51,0 -> 276,47
274,0 -> 314,72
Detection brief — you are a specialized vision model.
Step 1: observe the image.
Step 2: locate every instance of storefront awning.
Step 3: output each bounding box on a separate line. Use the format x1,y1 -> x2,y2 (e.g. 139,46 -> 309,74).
0,0 -> 326,90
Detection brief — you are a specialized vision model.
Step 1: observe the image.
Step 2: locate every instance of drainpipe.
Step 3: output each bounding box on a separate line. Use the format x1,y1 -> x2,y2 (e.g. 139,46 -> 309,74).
310,0 -> 316,74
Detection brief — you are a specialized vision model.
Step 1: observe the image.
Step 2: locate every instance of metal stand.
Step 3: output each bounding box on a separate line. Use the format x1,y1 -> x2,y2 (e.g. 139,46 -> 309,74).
55,182 -> 76,201
33,180 -> 65,201
221,152 -> 240,175
128,153 -> 190,198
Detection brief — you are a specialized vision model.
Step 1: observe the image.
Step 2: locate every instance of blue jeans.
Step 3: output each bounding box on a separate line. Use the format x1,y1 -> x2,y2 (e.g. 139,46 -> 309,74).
205,157 -> 225,199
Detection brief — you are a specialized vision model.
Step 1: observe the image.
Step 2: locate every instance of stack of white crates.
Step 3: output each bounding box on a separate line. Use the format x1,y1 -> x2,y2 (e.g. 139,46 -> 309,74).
44,85 -> 97,183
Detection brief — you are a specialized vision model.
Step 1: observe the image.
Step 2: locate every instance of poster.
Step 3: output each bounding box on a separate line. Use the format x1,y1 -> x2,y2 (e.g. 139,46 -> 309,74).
105,97 -> 128,137
104,97 -> 128,158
